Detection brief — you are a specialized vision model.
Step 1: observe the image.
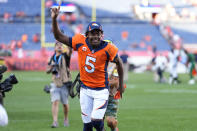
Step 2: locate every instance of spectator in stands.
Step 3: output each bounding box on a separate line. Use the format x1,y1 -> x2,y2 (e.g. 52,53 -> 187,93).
153,44 -> 157,54
16,11 -> 26,18
70,13 -> 76,24
21,34 -> 28,43
120,50 -> 129,82
10,40 -> 17,51
46,41 -> 72,128
130,42 -> 139,49
45,0 -> 53,17
17,40 -> 23,49
144,35 -> 152,42
17,48 -> 24,59
60,14 -> 67,22
45,0 -> 53,8
147,45 -> 152,52
152,13 -> 160,25
40,47 -> 48,58
121,31 -> 129,41
32,33 -> 40,43
161,25 -> 173,41
139,41 -> 146,48
16,40 -> 24,58
3,12 -> 13,23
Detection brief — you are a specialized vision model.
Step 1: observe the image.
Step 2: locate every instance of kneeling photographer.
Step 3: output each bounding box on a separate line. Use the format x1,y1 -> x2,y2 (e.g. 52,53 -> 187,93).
0,65 -> 18,126
46,41 -> 72,128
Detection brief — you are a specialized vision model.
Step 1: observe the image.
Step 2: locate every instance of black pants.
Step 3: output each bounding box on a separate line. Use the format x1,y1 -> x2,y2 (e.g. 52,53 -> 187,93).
157,68 -> 163,82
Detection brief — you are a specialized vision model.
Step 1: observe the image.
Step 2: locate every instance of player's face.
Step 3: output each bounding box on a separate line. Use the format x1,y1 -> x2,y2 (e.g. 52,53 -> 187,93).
87,29 -> 103,48
55,42 -> 63,53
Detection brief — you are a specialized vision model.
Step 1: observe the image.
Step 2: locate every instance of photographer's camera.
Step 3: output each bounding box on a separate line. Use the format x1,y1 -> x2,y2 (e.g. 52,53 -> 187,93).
0,74 -> 18,93
0,65 -> 18,99
0,65 -> 18,127
51,64 -> 59,75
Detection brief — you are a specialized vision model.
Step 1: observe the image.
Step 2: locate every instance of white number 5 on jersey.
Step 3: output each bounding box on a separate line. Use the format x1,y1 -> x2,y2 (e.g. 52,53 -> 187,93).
85,56 -> 96,73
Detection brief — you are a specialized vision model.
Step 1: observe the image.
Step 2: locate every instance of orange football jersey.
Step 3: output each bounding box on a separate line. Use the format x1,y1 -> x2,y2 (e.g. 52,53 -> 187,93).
69,34 -> 118,89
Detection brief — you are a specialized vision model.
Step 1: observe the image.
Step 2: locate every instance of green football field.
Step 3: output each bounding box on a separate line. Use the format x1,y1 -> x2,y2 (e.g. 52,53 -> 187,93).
0,71 -> 197,131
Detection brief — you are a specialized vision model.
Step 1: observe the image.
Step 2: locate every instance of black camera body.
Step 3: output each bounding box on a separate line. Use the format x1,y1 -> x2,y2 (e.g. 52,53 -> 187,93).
51,64 -> 59,75
0,65 -> 18,101
0,74 -> 18,93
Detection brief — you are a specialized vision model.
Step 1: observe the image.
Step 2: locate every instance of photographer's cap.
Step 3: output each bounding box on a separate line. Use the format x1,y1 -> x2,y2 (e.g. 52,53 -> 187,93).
86,21 -> 102,32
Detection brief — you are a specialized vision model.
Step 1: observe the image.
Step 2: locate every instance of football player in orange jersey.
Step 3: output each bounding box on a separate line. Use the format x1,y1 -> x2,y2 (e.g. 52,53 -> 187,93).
51,5 -> 124,131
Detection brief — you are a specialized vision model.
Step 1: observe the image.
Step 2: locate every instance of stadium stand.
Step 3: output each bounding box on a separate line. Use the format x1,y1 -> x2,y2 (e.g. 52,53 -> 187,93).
147,0 -> 191,7
77,4 -> 132,18
171,28 -> 197,44
0,0 -> 41,16
1,0 -> 196,52
102,23 -> 170,51
0,23 -> 74,50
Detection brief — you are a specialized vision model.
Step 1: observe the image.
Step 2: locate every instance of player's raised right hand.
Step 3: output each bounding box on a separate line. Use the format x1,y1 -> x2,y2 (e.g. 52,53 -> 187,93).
51,5 -> 60,19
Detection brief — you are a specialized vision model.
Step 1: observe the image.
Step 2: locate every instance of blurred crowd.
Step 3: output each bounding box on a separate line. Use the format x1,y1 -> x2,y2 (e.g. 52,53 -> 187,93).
133,0 -> 197,24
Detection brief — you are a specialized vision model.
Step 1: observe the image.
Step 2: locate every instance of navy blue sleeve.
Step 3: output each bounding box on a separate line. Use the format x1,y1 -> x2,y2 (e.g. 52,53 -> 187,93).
68,37 -> 72,47
112,54 -> 118,62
